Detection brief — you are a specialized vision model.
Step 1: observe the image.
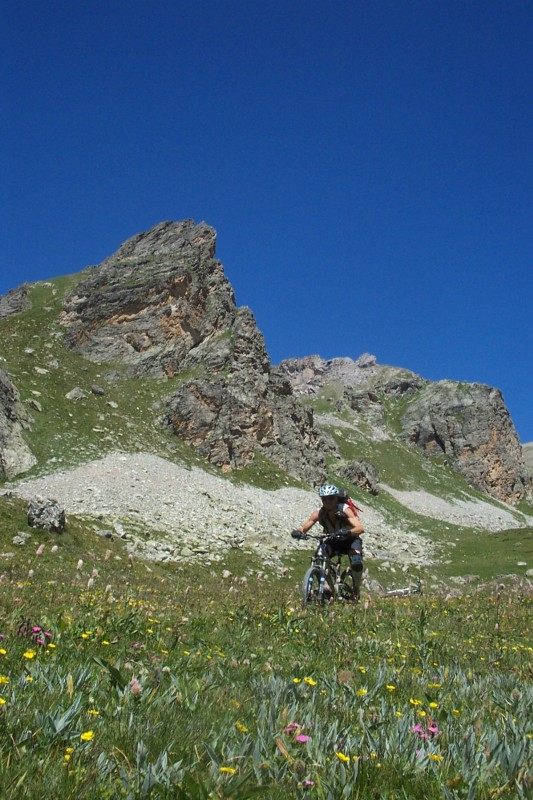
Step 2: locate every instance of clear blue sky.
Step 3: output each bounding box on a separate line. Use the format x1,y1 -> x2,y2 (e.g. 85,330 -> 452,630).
2,1 -> 532,442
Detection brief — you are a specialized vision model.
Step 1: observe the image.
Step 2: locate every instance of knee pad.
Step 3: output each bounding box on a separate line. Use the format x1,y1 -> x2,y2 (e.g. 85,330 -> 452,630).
350,553 -> 363,572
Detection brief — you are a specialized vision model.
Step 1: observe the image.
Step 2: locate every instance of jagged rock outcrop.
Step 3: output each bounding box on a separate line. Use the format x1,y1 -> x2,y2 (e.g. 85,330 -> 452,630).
279,353 -> 382,395
60,220 -> 329,480
0,285 -> 32,319
60,220 -> 237,377
279,355 -> 531,504
401,381 -> 531,503
340,459 -> 380,495
0,369 -> 36,478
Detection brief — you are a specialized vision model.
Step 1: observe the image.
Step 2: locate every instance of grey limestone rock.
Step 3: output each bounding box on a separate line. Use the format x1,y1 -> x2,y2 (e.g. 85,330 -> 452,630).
60,220 -> 330,481
400,381 -> 531,503
0,369 -> 36,479
27,495 -> 66,533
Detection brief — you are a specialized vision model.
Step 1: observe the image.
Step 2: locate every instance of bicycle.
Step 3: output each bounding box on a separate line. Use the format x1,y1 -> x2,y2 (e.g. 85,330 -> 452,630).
291,530 -> 360,608
383,577 -> 422,597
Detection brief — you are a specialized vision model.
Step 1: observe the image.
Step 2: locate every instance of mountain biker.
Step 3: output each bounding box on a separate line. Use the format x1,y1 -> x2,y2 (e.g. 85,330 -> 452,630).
293,483 -> 365,594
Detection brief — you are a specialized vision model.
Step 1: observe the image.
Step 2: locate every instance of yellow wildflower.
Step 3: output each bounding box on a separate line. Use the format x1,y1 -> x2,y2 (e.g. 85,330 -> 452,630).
235,722 -> 249,733
303,677 -> 316,686
219,766 -> 237,774
80,731 -> 94,742
336,752 -> 350,762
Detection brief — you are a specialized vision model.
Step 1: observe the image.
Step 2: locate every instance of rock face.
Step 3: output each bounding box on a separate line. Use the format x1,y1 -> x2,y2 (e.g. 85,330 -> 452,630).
60,220 -> 328,481
0,369 -> 36,478
279,355 -> 531,504
401,381 -> 531,503
0,285 -> 32,319
60,221 -> 237,377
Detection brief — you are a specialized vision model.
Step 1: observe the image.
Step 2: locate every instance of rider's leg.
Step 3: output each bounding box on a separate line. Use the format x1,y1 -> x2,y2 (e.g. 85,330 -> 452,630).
349,537 -> 363,592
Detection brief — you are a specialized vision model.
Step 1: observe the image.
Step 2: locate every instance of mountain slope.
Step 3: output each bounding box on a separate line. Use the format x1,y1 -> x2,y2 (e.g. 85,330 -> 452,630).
0,220 -> 532,587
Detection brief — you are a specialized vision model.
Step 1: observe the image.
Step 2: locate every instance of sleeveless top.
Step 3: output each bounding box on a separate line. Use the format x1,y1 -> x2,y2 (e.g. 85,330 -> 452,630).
318,502 -> 349,533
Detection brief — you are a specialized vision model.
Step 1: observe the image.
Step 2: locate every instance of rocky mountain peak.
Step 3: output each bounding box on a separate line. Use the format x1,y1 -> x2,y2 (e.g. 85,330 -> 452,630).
59,220 -> 328,481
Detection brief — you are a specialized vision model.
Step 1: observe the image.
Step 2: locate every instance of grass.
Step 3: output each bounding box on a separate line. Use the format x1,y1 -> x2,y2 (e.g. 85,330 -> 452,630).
0,495 -> 531,799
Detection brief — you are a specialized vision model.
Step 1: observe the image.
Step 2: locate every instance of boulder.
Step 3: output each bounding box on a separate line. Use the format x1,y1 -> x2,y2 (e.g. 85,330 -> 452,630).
27,495 -> 66,533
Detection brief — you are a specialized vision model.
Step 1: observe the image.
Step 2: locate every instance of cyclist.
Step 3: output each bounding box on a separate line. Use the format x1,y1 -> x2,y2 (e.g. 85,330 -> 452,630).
293,483 -> 365,594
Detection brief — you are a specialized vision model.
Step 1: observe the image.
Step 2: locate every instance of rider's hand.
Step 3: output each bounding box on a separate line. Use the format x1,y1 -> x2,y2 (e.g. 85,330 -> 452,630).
327,529 -> 351,542
291,530 -> 304,540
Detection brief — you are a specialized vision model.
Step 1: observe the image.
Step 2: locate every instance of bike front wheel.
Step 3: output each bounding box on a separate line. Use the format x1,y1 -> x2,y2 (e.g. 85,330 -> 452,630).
302,567 -> 330,608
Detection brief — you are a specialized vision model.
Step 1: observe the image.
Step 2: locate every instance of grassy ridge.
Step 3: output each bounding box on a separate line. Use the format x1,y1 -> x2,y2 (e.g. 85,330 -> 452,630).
0,496 -> 531,799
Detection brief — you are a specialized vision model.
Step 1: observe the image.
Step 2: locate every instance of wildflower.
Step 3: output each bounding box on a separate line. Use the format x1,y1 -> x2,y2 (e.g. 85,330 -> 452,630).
23,650 -> 36,659
0,649 -> 6,656
428,753 -> 444,762
336,752 -> 350,762
284,723 -> 302,733
386,684 -> 396,691
356,688 -> 368,697
303,677 -> 316,686
293,678 -> 301,684
429,702 -> 438,709
0,697 -> 6,705
0,676 -> 9,684
235,723 -> 249,733
88,709 -> 100,716
295,734 -> 311,743
409,698 -> 423,706
130,677 -> 142,696
219,766 -> 237,774
80,731 -> 94,741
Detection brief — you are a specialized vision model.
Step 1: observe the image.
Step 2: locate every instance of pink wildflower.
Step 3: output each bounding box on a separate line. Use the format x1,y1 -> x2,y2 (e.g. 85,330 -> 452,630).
130,677 -> 142,696
284,722 -> 302,733
295,734 -> 311,743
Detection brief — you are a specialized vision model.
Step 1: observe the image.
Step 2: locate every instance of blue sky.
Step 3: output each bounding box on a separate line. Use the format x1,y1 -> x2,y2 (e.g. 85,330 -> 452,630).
2,1 -> 532,442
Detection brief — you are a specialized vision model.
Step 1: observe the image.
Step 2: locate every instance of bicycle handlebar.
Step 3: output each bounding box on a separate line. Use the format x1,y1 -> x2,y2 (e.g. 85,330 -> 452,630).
291,530 -> 351,543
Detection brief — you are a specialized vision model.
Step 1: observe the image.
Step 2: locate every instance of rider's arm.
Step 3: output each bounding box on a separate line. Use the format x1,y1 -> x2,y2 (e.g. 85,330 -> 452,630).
298,510 -> 319,534
343,506 -> 364,537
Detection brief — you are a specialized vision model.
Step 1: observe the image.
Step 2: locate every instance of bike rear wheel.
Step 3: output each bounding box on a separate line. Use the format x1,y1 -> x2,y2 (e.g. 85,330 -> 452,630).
339,569 -> 360,602
302,567 -> 329,608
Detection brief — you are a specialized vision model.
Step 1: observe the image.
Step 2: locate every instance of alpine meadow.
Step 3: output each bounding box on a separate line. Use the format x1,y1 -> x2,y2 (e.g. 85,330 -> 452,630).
0,221 -> 532,799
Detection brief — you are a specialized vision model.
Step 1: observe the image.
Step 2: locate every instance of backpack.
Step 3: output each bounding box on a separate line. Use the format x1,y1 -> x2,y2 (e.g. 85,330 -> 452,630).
337,489 -> 363,517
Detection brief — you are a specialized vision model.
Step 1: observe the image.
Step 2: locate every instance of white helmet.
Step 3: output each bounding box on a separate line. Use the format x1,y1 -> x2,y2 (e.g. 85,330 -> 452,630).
319,483 -> 340,497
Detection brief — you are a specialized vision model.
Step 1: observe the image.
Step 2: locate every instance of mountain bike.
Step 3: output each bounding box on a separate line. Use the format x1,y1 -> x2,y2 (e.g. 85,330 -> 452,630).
291,531 -> 359,608
383,577 -> 422,597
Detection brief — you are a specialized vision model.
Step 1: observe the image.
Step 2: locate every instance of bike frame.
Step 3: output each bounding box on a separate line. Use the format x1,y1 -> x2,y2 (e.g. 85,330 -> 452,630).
301,533 -> 357,605
310,539 -> 345,595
